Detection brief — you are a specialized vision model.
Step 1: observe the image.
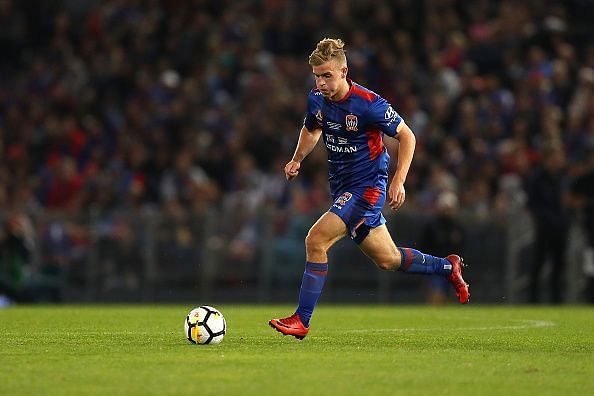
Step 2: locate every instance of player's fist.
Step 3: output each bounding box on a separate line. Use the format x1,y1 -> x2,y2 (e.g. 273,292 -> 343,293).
388,181 -> 406,210
284,160 -> 301,180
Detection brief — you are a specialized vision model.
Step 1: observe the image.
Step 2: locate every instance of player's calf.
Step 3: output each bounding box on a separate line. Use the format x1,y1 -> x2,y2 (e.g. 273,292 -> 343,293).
374,257 -> 399,271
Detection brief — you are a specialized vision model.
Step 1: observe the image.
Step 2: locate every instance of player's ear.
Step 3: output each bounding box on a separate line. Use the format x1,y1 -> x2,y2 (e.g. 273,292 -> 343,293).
342,67 -> 348,78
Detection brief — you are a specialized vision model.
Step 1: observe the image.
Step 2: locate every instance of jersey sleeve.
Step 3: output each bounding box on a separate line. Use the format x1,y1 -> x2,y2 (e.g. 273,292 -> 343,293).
366,96 -> 403,137
303,90 -> 322,131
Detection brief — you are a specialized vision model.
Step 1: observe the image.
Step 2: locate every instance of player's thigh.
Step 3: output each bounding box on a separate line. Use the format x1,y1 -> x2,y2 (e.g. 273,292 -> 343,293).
307,211 -> 348,248
357,224 -> 400,269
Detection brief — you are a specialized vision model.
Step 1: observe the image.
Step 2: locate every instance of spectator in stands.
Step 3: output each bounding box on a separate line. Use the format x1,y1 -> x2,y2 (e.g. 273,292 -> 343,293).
525,143 -> 570,303
570,149 -> 594,302
0,214 -> 34,303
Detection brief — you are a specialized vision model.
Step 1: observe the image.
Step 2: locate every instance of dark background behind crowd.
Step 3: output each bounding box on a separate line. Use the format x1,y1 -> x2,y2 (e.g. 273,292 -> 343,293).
1,0 -> 594,304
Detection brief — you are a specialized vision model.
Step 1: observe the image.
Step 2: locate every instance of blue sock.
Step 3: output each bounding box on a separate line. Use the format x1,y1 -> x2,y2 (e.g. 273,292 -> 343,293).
295,261 -> 328,327
397,247 -> 452,276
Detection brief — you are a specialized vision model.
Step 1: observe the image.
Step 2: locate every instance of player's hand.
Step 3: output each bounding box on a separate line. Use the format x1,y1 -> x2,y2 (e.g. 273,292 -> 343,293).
388,181 -> 406,210
284,160 -> 301,181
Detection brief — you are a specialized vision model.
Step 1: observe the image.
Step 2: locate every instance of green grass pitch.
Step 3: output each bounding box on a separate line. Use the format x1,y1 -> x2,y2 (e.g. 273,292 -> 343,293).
1,305 -> 593,395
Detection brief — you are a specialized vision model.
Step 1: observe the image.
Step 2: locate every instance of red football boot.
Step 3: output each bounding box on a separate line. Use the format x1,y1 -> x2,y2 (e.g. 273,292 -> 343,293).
446,254 -> 470,304
269,313 -> 309,340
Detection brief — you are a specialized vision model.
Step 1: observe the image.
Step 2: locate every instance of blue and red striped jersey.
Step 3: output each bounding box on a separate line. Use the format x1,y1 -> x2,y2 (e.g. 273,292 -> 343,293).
303,80 -> 403,195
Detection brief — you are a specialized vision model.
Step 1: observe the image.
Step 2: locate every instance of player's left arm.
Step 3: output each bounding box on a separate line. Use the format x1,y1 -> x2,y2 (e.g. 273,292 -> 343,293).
388,121 -> 415,210
366,97 -> 415,210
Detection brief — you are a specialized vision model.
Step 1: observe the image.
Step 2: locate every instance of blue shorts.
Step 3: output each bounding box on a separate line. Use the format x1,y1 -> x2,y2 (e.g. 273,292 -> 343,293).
329,187 -> 386,244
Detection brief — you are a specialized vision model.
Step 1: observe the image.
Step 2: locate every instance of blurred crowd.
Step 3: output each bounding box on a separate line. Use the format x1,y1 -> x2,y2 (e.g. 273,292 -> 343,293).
1,0 -> 593,216
2,0 -> 594,301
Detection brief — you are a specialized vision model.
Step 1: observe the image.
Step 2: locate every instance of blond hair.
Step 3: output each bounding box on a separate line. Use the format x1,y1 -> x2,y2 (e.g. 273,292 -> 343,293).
308,38 -> 347,67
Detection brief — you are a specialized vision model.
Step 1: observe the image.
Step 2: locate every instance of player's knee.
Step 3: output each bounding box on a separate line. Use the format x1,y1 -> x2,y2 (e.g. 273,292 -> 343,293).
305,231 -> 326,255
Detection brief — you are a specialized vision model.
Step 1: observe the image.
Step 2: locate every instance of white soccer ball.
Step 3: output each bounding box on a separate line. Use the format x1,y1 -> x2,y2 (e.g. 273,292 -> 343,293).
184,305 -> 226,345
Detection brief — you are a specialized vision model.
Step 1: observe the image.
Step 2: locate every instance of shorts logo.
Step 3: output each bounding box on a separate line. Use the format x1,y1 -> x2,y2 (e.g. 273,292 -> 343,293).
336,192 -> 352,206
345,114 -> 358,131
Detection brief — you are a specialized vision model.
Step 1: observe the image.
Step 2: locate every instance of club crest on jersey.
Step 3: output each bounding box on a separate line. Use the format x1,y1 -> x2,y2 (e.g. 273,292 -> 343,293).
345,114 -> 358,131
315,110 -> 323,122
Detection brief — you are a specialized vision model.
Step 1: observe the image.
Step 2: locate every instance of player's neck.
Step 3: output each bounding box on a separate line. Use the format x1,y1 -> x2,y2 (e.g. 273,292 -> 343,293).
329,79 -> 351,102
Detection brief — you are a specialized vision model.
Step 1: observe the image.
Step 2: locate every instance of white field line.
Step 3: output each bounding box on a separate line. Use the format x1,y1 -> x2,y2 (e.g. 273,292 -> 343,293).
346,320 -> 556,333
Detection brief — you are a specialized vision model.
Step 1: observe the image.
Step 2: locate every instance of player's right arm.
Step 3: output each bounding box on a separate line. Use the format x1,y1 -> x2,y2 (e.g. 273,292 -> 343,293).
285,125 -> 322,180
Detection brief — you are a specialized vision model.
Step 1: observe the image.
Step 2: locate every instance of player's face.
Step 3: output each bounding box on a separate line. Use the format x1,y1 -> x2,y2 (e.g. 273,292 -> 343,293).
312,61 -> 348,100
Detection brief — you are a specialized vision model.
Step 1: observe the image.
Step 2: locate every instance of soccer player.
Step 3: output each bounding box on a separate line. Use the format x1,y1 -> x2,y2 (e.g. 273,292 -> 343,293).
269,38 -> 469,340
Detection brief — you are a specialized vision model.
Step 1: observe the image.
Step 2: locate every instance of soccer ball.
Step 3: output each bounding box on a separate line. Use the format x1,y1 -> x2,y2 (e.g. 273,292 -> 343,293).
184,305 -> 226,345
